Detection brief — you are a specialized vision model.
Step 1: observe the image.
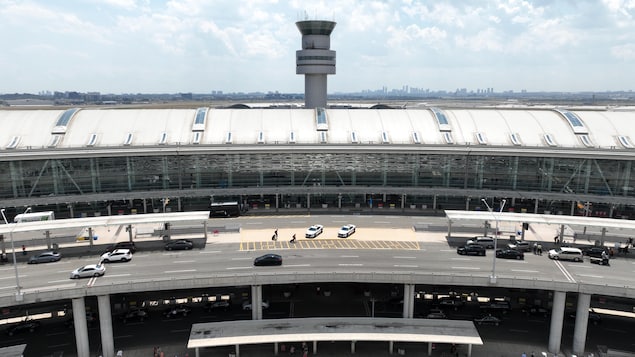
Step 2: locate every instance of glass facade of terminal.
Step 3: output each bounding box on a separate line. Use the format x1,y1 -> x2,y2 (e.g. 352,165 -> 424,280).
0,151 -> 633,217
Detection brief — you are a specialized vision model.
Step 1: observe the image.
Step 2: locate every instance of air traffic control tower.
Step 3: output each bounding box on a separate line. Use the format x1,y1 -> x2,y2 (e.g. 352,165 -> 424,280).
296,20 -> 336,109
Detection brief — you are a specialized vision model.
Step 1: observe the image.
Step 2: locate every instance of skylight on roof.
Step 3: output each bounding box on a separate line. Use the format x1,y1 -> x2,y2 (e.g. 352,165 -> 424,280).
192,107 -> 208,131
618,136 -> 634,149
351,131 -> 358,144
544,134 -> 557,147
52,108 -> 80,134
510,133 -> 522,146
443,132 -> 454,144
87,133 -> 98,147
475,132 -> 487,145
412,132 -> 421,144
579,134 -> 593,147
6,136 -> 20,149
257,131 -> 265,144
316,107 -> 328,131
48,135 -> 61,148
319,131 -> 327,143
226,132 -> 232,144
289,131 -> 296,144
431,107 -> 451,131
159,132 -> 168,145
556,109 -> 588,134
192,131 -> 201,144
381,131 -> 389,144
123,133 -> 133,146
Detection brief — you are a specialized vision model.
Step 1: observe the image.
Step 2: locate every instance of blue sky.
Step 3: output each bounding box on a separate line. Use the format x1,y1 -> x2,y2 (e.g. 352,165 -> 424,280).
1,0 -> 634,94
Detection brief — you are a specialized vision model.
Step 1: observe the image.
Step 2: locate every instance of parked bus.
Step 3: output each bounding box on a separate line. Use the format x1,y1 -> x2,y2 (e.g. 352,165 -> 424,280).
210,202 -> 240,218
14,211 -> 55,223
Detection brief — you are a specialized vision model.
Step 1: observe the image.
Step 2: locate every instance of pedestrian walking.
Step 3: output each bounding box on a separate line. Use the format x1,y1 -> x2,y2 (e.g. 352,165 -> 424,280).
274,228 -> 278,239
290,234 -> 296,243
532,242 -> 538,255
21,245 -> 26,256
537,243 -> 542,255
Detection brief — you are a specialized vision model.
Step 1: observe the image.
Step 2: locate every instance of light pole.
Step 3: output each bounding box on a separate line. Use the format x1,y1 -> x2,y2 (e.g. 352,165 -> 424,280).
481,198 -> 506,284
1,209 -> 23,300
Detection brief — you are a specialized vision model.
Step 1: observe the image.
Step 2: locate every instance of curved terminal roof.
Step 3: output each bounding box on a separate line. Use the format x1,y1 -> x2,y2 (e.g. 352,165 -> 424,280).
0,107 -> 634,156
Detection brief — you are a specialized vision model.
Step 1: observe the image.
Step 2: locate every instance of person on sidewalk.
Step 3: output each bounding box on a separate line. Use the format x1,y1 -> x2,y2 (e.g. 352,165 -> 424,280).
290,234 -> 296,243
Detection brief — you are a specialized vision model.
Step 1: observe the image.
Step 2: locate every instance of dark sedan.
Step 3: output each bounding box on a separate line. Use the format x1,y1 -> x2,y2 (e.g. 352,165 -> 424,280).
457,244 -> 486,256
581,246 -> 608,258
495,249 -> 524,260
164,239 -> 194,251
254,253 -> 283,266
28,251 -> 61,264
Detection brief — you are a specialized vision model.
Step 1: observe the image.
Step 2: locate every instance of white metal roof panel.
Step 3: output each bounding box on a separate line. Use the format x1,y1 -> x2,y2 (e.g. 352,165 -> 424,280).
0,110 -> 64,150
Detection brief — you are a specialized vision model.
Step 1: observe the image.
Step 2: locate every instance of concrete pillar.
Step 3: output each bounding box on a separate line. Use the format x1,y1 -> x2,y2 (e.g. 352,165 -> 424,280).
72,297 -> 90,357
235,344 -> 240,357
275,193 -> 279,212
351,341 -> 356,354
88,227 -> 94,247
403,284 -> 415,319
534,199 -> 539,214
548,291 -> 566,354
573,293 -> 591,355
427,342 -> 432,356
313,341 -> 317,354
45,230 -> 52,250
97,295 -> 115,357
195,347 -> 200,357
467,344 -> 472,357
251,285 -> 263,320
274,342 -> 278,355
600,227 -> 607,245
388,341 -> 394,354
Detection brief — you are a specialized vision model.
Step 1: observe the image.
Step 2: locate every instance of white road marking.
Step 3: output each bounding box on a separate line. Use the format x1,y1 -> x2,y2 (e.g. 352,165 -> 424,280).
104,274 -> 132,278
199,250 -> 221,254
245,222 -> 263,225
226,266 -> 252,270
231,257 -> 252,261
451,266 -> 480,270
511,269 -> 539,273
283,264 -> 311,267
339,263 -> 363,266
173,260 -> 195,264
451,258 -> 471,261
577,274 -> 604,279
340,255 -> 359,258
393,256 -> 417,259
394,264 -> 418,268
164,269 -> 197,273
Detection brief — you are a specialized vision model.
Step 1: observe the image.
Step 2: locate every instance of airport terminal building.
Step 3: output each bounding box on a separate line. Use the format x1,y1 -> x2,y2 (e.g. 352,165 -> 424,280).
0,104 -> 634,218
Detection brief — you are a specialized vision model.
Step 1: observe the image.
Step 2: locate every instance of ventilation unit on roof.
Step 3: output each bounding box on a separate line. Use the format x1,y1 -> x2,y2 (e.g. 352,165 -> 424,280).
192,107 -> 208,131
225,132 -> 232,144
191,132 -> 201,144
319,131 -> 328,143
123,133 -> 133,146
544,134 -> 557,147
579,134 -> 593,147
289,131 -> 296,144
443,132 -> 454,144
475,132 -> 487,145
6,136 -> 20,149
510,133 -> 522,146
48,135 -> 61,148
316,107 -> 328,131
158,132 -> 168,145
86,133 -> 98,147
52,108 -> 80,134
257,132 -> 265,144
618,136 -> 634,149
412,132 -> 421,144
351,131 -> 358,144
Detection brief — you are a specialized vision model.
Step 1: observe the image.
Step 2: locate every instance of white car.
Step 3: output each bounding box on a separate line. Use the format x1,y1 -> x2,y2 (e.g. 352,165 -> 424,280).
100,249 -> 132,263
338,224 -> 356,238
70,264 -> 106,279
305,224 -> 324,238
241,300 -> 270,311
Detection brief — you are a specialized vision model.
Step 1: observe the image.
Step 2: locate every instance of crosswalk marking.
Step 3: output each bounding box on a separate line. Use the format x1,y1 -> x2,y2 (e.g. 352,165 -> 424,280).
239,239 -> 421,251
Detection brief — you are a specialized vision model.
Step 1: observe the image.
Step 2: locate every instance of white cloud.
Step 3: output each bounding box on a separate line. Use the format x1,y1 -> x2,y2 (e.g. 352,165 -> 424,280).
611,43 -> 635,60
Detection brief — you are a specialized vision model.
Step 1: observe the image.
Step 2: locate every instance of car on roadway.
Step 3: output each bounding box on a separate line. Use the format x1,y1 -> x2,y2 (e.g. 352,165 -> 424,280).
28,251 -> 61,264
507,241 -> 531,252
164,239 -> 194,251
338,224 -> 356,238
254,253 -> 283,266
466,236 -> 495,249
425,309 -> 447,319
163,305 -> 192,318
104,241 -> 137,254
204,300 -> 231,312
495,249 -> 524,260
305,224 -> 324,238
70,264 -> 106,279
456,244 -> 486,256
522,305 -> 550,317
581,246 -> 608,258
120,308 -> 149,323
474,314 -> 501,326
480,300 -> 511,313
241,300 -> 270,311
437,297 -> 465,310
6,318 -> 41,336
100,249 -> 132,263
569,308 -> 602,325
548,247 -> 583,262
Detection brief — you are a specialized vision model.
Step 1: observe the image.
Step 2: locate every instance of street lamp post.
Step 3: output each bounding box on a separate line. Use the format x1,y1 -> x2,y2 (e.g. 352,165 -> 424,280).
481,199 -> 506,284
1,209 -> 23,300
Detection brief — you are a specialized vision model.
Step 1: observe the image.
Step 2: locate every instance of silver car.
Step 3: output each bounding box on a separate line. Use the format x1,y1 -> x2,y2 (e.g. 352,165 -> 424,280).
28,251 -> 61,264
70,264 -> 106,279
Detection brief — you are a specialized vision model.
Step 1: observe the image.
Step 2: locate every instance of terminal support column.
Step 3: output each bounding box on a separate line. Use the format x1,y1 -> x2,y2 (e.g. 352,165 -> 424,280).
98,295 -> 115,357
402,284 -> 415,318
72,297 -> 90,357
251,284 -> 263,320
548,291 -> 566,355
572,293 -> 591,356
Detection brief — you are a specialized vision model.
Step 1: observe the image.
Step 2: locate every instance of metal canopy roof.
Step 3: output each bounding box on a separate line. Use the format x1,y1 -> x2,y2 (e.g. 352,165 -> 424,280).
0,211 -> 210,235
445,210 -> 635,231
188,317 -> 483,349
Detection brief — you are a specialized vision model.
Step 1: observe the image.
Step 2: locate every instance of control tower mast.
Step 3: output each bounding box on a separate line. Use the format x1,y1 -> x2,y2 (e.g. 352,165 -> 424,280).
296,20 -> 337,109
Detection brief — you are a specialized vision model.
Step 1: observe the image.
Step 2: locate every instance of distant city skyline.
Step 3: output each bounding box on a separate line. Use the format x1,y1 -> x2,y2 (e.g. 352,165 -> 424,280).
1,0 -> 635,95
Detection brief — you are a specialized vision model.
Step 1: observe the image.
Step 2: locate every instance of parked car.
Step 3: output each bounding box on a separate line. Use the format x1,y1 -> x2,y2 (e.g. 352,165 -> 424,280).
425,309 -> 447,319
496,249 -> 524,260
121,308 -> 149,323
254,253 -> 282,266
305,224 -> 324,238
204,300 -> 231,312
338,224 -> 356,238
6,318 -> 41,336
581,246 -> 608,258
164,239 -> 194,251
466,236 -> 495,249
100,249 -> 132,263
457,244 -> 486,256
438,297 -> 465,310
548,247 -> 583,262
163,305 -> 191,318
569,308 -> 602,325
28,251 -> 61,264
241,300 -> 270,311
507,241 -> 531,252
104,241 -> 137,254
480,300 -> 511,313
474,314 -> 501,326
70,264 -> 106,279
522,305 -> 550,317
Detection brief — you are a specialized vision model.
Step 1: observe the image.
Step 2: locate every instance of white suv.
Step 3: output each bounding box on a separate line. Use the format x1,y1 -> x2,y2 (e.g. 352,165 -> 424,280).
100,249 -> 132,263
548,247 -> 583,262
466,236 -> 495,249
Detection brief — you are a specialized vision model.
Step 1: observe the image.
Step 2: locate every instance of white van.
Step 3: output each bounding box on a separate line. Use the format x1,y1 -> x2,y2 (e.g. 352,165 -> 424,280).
548,247 -> 583,262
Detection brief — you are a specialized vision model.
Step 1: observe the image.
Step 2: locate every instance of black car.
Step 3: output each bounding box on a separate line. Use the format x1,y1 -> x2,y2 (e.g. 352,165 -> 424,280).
581,246 -> 607,258
522,305 -> 550,317
495,249 -> 524,260
104,241 -> 137,254
254,253 -> 283,266
164,239 -> 194,251
204,300 -> 231,312
121,308 -> 149,323
457,244 -> 486,256
6,319 -> 40,336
